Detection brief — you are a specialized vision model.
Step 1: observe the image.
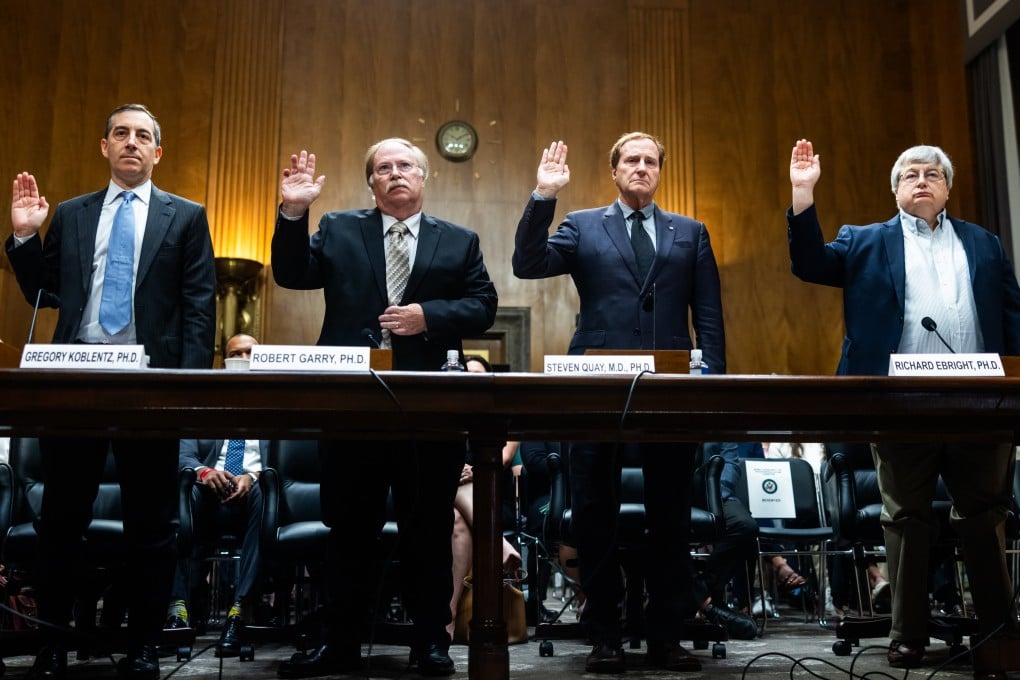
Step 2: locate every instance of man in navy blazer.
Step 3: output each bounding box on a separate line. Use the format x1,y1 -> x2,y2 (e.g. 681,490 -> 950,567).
513,135 -> 726,674
788,139 -> 1020,670
272,139 -> 497,678
172,433 -> 269,655
6,103 -> 216,680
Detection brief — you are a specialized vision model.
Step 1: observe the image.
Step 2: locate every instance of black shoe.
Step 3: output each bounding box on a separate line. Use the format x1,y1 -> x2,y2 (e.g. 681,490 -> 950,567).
647,640 -> 701,672
585,641 -> 625,674
277,644 -> 362,679
216,615 -> 244,657
887,639 -> 925,668
701,603 -> 757,640
116,644 -> 160,680
25,647 -> 67,680
163,614 -> 189,630
415,643 -> 455,677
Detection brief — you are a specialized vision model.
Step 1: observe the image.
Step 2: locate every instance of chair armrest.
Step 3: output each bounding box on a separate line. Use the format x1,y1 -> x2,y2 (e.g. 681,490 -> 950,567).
259,467 -> 281,560
543,452 -> 565,547
176,468 -> 197,557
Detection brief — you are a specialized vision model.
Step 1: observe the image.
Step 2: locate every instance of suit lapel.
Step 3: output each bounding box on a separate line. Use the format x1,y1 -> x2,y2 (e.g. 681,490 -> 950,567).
361,211 -> 388,302
647,207 -> 673,285
404,215 -> 440,302
602,204 -> 644,285
77,190 -> 105,293
209,439 -> 225,466
881,216 -> 906,313
137,186 -> 175,287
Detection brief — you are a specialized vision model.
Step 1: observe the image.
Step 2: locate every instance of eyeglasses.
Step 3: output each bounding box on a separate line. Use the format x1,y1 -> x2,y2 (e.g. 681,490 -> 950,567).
899,169 -> 945,186
374,161 -> 418,177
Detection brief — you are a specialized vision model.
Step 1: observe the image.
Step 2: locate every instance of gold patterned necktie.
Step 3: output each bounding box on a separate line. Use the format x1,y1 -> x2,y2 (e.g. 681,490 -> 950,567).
381,221 -> 410,349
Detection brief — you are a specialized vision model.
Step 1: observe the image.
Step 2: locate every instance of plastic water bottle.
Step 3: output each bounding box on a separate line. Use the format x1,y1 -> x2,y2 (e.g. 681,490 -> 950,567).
440,349 -> 465,372
689,348 -> 706,375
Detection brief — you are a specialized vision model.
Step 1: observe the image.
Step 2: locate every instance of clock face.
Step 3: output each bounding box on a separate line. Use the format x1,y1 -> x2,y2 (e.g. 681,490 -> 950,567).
436,120 -> 477,161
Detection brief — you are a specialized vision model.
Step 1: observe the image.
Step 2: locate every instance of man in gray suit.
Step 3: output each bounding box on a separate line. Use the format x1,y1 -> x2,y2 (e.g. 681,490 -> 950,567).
513,135 -> 725,674
7,103 -> 216,680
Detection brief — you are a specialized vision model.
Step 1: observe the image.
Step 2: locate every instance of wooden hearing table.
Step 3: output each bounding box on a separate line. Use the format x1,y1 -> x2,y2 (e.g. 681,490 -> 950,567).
2,368 -> 1020,679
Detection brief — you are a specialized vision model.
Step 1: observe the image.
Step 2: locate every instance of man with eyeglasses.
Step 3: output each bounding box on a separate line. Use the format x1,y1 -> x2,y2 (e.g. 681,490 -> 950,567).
787,140 -> 1020,674
271,139 -> 497,678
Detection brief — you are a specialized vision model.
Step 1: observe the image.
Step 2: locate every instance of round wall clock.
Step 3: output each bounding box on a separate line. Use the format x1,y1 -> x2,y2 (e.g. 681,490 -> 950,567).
435,120 -> 478,162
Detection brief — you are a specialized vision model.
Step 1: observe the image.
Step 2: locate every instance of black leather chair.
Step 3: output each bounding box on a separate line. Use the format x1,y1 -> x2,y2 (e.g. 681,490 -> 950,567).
259,439 -> 407,651
735,456 -> 834,634
536,448 -> 728,659
0,437 -> 195,664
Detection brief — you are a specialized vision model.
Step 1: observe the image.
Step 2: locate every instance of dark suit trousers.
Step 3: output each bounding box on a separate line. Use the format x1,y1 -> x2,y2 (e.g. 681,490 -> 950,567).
172,482 -> 263,602
568,441 -> 699,643
37,436 -> 179,650
319,440 -> 464,649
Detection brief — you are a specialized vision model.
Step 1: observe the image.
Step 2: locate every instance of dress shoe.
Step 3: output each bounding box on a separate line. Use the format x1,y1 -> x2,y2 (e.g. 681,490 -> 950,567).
584,640 -> 625,674
647,640 -> 701,672
163,614 -> 189,630
277,644 -> 362,679
25,647 -> 67,680
701,603 -> 757,640
216,614 -> 243,657
116,644 -> 160,680
887,639 -> 925,668
415,643 -> 455,677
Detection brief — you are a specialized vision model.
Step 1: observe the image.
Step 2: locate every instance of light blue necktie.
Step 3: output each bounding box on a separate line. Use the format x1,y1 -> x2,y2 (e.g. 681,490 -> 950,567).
224,439 -> 246,476
99,191 -> 136,335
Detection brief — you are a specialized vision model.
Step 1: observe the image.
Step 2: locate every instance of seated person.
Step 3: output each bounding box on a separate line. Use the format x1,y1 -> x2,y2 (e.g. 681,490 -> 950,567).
693,443 -> 758,639
448,355 -> 522,640
167,334 -> 268,656
517,440 -> 560,624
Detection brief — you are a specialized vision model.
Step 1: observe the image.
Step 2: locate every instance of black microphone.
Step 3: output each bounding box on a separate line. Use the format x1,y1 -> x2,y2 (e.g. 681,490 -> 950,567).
921,316 -> 956,353
26,288 -> 45,346
361,327 -> 381,349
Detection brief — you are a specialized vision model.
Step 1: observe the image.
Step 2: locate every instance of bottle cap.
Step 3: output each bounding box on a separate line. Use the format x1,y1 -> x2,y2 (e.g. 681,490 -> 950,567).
447,349 -> 460,362
690,349 -> 702,362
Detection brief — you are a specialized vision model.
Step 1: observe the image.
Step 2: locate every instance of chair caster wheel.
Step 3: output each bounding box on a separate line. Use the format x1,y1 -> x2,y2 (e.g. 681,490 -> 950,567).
712,642 -> 726,659
833,640 -> 853,656
693,639 -> 708,650
239,644 -> 255,662
539,640 -> 554,657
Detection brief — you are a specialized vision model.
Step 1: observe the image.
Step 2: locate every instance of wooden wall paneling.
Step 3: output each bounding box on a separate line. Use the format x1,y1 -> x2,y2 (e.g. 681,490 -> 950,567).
206,0 -> 285,268
466,1 -> 541,370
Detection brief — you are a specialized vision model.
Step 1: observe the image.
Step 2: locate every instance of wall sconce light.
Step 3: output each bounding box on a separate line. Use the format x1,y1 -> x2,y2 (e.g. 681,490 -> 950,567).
215,257 -> 264,356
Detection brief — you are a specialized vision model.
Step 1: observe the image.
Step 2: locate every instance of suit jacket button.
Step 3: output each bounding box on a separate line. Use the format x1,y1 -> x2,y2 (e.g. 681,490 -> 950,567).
633,328 -> 641,336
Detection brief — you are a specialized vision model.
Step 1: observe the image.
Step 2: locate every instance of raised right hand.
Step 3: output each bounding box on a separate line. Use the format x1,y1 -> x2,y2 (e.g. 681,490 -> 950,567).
790,139 -> 820,215
11,172 -> 49,238
535,141 -> 570,199
280,150 -> 326,217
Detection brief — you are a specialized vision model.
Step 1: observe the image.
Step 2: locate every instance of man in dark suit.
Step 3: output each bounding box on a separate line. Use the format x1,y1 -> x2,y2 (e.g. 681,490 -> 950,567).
787,139 -> 1020,671
6,103 -> 216,679
272,139 -> 497,678
169,333 -> 269,652
513,135 -> 726,674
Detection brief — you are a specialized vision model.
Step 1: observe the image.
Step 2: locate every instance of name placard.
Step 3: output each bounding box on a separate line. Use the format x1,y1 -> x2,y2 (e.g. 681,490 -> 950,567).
543,355 -> 655,375
888,353 -> 1004,377
743,460 -> 796,519
250,345 -> 371,372
20,344 -> 147,370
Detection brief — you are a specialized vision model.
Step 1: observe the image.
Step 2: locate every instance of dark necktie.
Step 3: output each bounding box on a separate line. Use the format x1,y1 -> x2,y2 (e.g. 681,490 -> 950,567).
99,190 -> 136,334
630,211 -> 653,281
224,439 -> 245,476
